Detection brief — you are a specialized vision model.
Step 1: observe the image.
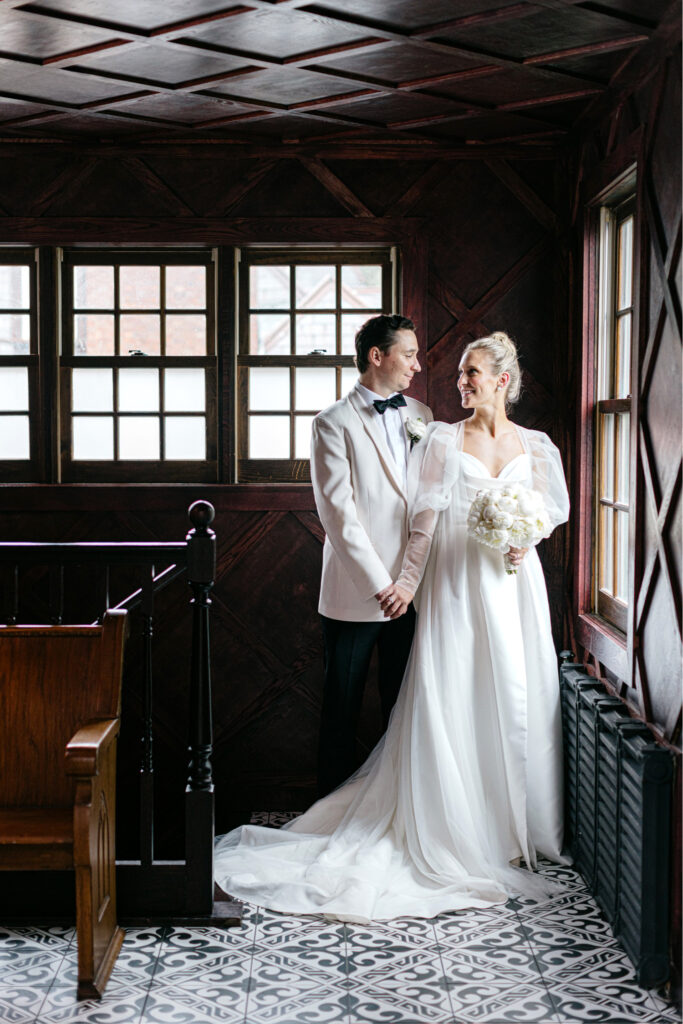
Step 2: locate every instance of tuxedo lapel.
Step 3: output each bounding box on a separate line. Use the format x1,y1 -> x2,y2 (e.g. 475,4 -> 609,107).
347,388 -> 406,499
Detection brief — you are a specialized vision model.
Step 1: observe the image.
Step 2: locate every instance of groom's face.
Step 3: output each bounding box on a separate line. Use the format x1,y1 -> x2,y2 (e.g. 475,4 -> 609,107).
375,329 -> 421,394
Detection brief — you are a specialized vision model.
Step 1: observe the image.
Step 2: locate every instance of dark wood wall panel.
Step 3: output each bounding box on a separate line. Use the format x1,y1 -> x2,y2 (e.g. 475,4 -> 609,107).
0,139 -> 578,825
570,44 -> 682,742
569,38 -> 681,1000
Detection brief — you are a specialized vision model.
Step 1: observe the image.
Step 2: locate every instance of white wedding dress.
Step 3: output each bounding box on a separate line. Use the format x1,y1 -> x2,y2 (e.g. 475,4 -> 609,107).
214,420 -> 570,922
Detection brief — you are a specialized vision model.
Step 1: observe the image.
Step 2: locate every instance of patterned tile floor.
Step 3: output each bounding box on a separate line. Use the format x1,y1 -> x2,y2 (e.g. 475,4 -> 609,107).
0,814 -> 679,1024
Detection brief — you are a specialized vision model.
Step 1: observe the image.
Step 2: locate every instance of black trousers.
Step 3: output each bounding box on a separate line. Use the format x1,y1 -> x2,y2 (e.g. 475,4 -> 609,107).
317,606 -> 416,797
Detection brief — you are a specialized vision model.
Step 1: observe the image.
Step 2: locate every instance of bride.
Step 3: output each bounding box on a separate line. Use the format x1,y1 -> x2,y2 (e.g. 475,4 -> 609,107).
214,331 -> 570,922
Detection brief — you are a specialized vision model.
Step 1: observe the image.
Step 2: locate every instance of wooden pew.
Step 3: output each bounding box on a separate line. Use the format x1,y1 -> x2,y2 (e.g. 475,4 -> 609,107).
0,610 -> 127,999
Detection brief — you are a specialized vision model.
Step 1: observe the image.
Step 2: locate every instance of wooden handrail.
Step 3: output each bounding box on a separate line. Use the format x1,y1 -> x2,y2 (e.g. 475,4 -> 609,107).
0,500 -> 222,922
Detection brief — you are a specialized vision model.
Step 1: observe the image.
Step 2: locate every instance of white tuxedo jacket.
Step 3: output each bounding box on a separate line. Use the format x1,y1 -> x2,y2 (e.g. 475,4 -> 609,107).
310,383 -> 433,622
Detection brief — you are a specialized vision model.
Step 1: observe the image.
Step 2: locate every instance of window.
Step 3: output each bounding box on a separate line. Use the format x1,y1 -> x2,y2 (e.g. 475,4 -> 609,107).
237,249 -> 393,482
60,251 -> 216,482
594,197 -> 634,633
0,250 -> 36,480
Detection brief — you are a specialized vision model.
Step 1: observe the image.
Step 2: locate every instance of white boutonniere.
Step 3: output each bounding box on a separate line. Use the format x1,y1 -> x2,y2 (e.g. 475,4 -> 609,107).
405,417 -> 427,448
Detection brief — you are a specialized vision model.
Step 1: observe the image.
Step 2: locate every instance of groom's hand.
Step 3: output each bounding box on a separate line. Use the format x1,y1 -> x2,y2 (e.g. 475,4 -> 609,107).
376,583 -> 413,619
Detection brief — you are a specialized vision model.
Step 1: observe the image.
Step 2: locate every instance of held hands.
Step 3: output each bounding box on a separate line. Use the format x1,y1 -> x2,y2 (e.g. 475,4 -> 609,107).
376,583 -> 414,619
506,546 -> 528,568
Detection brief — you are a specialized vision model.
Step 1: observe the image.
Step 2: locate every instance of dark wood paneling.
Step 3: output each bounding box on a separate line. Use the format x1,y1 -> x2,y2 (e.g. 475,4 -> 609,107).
569,30 -> 681,1001
0,132 -> 572,822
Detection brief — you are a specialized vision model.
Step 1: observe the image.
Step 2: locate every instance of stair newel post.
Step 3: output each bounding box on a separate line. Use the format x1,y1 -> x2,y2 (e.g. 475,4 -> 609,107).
140,566 -> 155,868
185,500 -> 216,915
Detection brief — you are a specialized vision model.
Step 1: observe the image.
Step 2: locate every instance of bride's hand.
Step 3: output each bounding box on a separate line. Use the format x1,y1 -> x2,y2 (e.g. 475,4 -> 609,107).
507,546 -> 528,568
376,583 -> 414,619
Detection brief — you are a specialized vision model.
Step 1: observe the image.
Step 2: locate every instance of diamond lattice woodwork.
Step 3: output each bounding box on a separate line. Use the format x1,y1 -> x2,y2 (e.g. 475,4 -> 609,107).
0,0 -> 673,145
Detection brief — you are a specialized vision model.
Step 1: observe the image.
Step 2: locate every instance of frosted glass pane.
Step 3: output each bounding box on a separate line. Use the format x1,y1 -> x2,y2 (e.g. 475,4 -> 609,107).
617,412 -> 630,506
599,414 -> 614,501
166,266 -> 206,309
166,314 -> 206,356
295,314 -> 335,354
250,266 -> 289,309
341,265 -> 382,308
616,314 -> 631,398
341,313 -> 367,354
74,314 -> 114,356
120,265 -> 159,309
119,417 -> 160,460
0,266 -> 29,309
295,368 -> 335,411
617,216 -> 633,310
249,415 -> 289,458
295,415 -> 315,459
72,368 -> 113,412
119,368 -> 159,412
121,314 -> 160,355
249,314 -> 290,355
0,314 -> 30,355
616,511 -> 629,601
250,367 -> 290,411
165,416 -> 206,460
295,265 -> 335,308
74,265 -> 113,309
341,367 -> 358,395
165,368 -> 205,412
72,416 -> 113,460
0,367 -> 28,411
0,415 -> 30,459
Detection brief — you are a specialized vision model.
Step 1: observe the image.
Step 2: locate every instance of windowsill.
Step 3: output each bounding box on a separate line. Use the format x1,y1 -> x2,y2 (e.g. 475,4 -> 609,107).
576,611 -> 629,682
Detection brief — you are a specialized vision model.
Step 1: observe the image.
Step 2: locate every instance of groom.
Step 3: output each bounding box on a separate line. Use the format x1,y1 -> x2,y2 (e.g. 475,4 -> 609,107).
310,314 -> 433,796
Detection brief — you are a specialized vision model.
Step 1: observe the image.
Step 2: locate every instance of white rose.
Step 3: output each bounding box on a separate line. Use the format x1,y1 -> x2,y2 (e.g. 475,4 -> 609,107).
405,417 -> 427,444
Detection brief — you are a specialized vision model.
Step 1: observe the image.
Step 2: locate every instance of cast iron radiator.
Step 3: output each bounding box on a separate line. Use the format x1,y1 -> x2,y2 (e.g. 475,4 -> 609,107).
559,658 -> 674,988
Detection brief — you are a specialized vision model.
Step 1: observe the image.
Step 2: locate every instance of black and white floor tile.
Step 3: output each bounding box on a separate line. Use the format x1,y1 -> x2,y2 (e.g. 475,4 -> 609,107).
0,819 -> 679,1024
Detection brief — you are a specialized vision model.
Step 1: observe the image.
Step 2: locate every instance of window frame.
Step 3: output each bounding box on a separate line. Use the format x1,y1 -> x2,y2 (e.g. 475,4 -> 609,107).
59,248 -> 218,484
0,248 -> 39,482
593,197 -> 635,634
576,134 -> 642,684
237,247 -> 394,483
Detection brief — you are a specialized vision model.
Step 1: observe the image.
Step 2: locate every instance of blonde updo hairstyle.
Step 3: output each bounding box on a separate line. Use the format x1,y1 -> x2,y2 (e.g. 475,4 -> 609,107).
462,331 -> 522,407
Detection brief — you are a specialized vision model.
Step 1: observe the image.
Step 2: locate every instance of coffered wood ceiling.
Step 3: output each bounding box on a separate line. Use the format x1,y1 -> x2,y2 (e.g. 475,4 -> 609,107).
0,0 -> 676,146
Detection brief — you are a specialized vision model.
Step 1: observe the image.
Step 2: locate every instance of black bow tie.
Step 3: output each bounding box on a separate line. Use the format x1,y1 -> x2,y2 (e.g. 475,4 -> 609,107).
373,394 -> 407,414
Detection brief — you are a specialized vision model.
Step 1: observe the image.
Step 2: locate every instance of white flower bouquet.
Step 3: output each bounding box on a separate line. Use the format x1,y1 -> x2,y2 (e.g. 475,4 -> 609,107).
466,484 -> 552,574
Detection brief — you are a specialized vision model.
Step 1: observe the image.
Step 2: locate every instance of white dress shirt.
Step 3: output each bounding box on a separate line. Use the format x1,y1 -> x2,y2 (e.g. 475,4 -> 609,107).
355,381 -> 409,489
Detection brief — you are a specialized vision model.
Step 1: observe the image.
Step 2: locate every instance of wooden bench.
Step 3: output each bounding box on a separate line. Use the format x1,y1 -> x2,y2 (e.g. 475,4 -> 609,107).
0,610 -> 127,999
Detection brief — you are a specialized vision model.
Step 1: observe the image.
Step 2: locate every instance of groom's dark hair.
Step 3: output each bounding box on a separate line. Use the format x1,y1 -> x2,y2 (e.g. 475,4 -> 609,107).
355,314 -> 415,373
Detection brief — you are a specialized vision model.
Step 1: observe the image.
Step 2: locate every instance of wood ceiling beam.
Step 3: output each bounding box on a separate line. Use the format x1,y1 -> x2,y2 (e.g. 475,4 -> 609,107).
571,0 -> 681,131
404,0 -> 656,36
523,35 -> 649,66
529,0 -> 658,31
0,46 -> 577,139
0,0 -> 653,143
16,0 -> 635,92
297,2 -> 637,87
0,139 -> 561,159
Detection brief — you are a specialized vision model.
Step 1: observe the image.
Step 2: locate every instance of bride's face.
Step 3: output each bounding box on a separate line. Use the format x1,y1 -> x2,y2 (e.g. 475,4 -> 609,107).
457,351 -> 502,408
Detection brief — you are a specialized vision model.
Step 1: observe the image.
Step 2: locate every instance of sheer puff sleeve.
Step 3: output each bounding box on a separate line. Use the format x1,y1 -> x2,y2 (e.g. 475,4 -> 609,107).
522,427 -> 570,533
395,423 -> 460,594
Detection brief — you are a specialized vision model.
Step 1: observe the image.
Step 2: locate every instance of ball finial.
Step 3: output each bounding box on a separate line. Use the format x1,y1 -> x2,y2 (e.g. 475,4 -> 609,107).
188,500 -> 215,529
